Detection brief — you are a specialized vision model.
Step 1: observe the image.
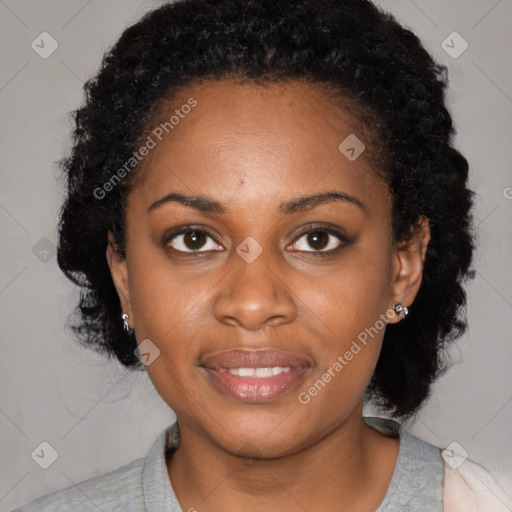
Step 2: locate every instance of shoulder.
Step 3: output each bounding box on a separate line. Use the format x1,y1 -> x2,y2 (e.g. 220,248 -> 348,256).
442,457 -> 512,512
10,457 -> 146,512
365,415 -> 512,512
366,416 -> 444,510
399,422 -> 512,512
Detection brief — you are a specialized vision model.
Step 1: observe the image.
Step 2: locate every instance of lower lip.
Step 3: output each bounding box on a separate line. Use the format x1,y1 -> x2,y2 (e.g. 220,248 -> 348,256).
203,367 -> 309,403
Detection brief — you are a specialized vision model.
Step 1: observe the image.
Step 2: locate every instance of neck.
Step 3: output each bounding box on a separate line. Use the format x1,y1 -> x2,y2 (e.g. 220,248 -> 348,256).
166,404 -> 400,512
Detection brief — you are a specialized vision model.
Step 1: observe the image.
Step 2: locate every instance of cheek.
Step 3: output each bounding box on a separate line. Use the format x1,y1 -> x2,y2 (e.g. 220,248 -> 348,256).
127,229 -> 209,327
301,245 -> 392,331
127,257 -> 207,413
296,268 -> 389,415
126,247 -> 213,374
294,246 -> 391,394
130,274 -> 208,361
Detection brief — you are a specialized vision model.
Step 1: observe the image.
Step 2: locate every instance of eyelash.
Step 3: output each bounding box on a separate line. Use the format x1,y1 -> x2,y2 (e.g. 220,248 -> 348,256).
162,224 -> 350,258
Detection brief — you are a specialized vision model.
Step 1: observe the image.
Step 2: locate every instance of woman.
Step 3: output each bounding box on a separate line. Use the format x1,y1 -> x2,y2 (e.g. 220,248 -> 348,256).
12,0 -> 510,510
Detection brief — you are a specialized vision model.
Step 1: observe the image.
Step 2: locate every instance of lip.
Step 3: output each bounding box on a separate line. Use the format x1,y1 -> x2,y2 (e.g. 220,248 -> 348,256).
200,348 -> 311,370
200,349 -> 312,403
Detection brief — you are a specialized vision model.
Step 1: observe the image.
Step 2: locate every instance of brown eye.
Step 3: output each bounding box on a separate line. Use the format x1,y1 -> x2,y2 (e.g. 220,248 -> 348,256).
165,228 -> 223,253
183,231 -> 207,250
289,226 -> 348,255
306,231 -> 330,251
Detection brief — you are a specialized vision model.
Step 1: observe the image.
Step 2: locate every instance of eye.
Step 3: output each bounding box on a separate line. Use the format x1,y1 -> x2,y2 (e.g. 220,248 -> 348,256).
289,226 -> 348,255
163,224 -> 349,256
164,227 -> 223,253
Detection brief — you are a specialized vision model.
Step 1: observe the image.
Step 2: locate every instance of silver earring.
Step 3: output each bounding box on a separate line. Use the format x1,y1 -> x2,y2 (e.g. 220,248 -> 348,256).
393,302 -> 408,319
122,313 -> 130,331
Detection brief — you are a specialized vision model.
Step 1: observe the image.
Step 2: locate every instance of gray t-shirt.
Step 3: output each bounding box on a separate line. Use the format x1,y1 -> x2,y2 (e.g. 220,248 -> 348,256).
11,415 -> 443,511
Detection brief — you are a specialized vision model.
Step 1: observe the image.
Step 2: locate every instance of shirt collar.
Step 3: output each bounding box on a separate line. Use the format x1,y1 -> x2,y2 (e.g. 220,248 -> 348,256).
142,422 -> 182,512
141,416 -> 441,511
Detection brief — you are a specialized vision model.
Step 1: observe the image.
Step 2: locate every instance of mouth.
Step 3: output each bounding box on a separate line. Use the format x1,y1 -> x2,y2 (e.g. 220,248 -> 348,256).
200,349 -> 312,403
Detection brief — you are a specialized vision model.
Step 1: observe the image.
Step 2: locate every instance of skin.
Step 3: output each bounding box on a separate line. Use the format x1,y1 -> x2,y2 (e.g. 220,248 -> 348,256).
107,78 -> 430,512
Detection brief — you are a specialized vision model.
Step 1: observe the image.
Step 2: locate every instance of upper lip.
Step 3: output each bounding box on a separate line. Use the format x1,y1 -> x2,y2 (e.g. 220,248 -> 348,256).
200,349 -> 312,370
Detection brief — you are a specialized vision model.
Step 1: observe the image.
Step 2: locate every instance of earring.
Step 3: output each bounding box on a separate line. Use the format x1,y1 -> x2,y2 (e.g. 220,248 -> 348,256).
122,313 -> 130,331
393,302 -> 409,320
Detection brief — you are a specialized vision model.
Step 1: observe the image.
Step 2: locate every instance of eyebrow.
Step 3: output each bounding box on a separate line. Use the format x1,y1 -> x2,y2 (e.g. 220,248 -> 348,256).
147,190 -> 364,215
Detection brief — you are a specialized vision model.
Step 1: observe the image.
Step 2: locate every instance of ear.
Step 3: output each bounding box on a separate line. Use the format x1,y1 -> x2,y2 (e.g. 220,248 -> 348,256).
387,216 -> 431,324
106,232 -> 132,319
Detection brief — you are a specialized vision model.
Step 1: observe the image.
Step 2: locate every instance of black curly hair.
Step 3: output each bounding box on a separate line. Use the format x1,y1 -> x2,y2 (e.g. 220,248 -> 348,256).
56,0 -> 475,420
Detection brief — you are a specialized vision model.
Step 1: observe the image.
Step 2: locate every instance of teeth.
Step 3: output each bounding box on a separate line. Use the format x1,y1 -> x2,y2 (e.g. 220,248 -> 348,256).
256,367 -> 274,377
238,368 -> 255,377
226,367 -> 292,377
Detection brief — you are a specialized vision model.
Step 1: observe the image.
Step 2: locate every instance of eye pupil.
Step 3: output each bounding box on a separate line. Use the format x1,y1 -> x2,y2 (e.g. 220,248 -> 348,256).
185,231 -> 206,249
308,231 -> 329,250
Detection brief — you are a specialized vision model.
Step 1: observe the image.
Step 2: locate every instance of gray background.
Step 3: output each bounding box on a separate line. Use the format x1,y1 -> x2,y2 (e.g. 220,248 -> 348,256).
1,0 -> 511,509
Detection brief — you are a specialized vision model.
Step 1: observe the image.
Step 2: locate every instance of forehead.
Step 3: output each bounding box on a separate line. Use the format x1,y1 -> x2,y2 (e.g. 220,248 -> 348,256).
127,78 -> 388,213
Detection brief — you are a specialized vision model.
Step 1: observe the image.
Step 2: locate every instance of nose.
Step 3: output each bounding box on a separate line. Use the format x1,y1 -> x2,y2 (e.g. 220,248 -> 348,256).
212,249 -> 298,331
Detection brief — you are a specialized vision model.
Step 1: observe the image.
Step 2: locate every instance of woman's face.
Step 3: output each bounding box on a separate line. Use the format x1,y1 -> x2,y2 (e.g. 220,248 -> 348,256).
108,79 -> 428,457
